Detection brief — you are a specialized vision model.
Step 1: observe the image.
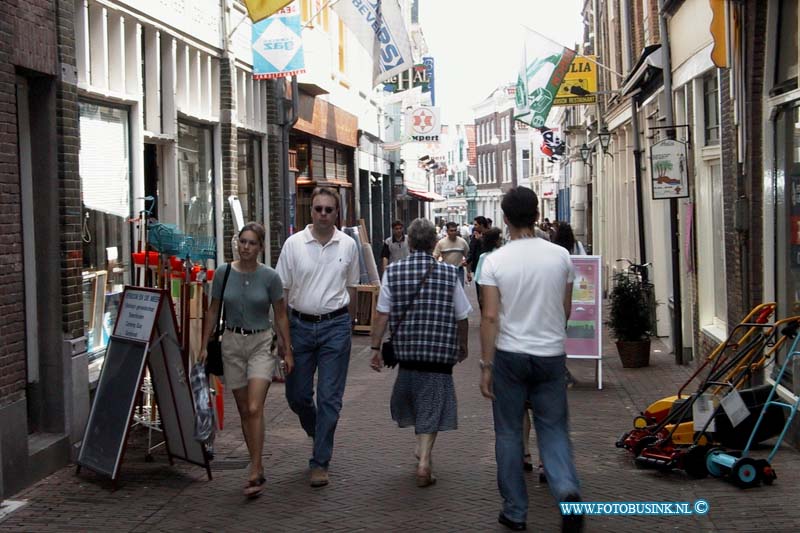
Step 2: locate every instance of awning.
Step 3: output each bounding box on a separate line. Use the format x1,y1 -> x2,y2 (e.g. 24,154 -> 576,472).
407,188 -> 445,202
621,44 -> 663,96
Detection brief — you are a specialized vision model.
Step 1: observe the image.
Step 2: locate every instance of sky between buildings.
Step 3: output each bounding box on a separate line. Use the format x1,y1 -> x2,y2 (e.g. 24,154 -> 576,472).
419,0 -> 583,125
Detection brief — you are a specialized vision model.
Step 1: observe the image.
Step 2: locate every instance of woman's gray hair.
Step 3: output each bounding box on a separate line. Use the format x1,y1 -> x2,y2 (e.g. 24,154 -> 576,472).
407,218 -> 437,253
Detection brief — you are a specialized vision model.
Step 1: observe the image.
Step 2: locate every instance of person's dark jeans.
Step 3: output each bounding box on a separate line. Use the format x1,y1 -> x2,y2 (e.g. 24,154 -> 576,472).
285,312 -> 352,470
492,350 -> 581,523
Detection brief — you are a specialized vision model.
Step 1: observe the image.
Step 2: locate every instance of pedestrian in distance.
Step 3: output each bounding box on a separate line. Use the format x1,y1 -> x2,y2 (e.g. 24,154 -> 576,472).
370,218 -> 471,487
468,216 -> 491,306
199,222 -> 293,498
380,220 -> 410,273
472,226 -> 502,312
479,187 -> 583,532
275,187 -> 361,488
433,221 -> 471,285
552,221 -> 587,255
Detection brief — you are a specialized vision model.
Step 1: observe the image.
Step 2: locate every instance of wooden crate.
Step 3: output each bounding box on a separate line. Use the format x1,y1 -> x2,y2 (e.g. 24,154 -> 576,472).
353,284 -> 379,335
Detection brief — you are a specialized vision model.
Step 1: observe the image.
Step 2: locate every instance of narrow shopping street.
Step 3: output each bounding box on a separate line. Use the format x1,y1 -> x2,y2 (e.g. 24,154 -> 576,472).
2,290 -> 799,533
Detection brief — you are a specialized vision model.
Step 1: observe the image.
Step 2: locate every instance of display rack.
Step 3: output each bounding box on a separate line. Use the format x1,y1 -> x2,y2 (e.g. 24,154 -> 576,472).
353,284 -> 380,335
132,374 -> 164,461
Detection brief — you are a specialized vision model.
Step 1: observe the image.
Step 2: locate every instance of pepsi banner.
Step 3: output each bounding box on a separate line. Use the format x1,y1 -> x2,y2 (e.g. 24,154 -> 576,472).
333,0 -> 413,86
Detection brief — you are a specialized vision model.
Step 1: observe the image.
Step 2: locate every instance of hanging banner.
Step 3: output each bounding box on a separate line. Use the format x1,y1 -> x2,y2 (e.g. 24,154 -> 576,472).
554,55 -> 598,106
650,138 -> 690,199
514,28 -> 576,128
333,0 -> 413,86
252,1 -> 306,80
405,106 -> 442,142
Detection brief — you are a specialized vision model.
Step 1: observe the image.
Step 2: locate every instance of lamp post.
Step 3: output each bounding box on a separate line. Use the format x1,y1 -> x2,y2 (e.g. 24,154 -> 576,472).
579,143 -> 592,164
598,126 -> 612,155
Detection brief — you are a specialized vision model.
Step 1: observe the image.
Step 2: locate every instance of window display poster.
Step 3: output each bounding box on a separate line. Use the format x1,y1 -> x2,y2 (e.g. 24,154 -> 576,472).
114,289 -> 161,342
565,256 -> 602,357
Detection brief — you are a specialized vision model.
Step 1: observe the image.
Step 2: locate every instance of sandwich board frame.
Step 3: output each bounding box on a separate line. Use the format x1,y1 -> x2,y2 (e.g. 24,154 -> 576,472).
76,287 -> 211,485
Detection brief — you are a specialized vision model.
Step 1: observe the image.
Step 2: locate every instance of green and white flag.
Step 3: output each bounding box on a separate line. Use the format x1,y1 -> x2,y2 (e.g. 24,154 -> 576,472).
515,29 -> 576,128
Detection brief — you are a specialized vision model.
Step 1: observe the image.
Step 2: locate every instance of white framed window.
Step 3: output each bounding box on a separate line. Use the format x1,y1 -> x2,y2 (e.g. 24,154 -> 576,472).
697,157 -> 727,336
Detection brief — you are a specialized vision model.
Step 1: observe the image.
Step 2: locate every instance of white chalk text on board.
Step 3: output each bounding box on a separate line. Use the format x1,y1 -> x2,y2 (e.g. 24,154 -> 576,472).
114,289 -> 161,342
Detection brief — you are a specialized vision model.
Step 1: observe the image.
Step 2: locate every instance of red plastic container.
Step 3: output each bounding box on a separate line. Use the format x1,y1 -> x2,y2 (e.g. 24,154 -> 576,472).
206,268 -> 215,281
169,256 -> 184,270
132,251 -> 159,265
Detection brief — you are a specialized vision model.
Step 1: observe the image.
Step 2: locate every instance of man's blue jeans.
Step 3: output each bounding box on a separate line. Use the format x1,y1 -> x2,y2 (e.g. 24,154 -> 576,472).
285,312 -> 352,470
492,350 -> 581,522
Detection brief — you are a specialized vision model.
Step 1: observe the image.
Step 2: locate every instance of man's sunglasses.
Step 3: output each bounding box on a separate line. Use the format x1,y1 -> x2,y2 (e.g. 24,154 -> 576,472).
313,206 -> 335,214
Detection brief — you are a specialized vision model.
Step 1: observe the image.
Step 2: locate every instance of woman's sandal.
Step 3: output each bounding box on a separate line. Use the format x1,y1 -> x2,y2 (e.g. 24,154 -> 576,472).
243,475 -> 266,498
416,467 -> 436,488
523,453 -> 534,472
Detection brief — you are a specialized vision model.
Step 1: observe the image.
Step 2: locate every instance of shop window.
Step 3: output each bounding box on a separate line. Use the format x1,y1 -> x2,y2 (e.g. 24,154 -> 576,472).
311,143 -> 324,179
178,121 -> 215,242
774,0 -> 798,92
237,135 -> 263,224
325,146 -> 336,179
295,141 -> 310,176
336,149 -> 349,181
774,103 -> 800,386
703,72 -> 720,146
79,101 -> 132,355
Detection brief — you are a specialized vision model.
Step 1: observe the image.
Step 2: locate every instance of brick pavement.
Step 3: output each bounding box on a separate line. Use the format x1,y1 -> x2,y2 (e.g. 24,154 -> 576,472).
2,289 -> 800,532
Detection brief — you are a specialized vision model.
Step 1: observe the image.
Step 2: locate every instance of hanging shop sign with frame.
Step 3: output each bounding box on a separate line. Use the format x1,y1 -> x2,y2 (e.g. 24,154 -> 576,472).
650,138 -> 690,199
553,55 -> 598,106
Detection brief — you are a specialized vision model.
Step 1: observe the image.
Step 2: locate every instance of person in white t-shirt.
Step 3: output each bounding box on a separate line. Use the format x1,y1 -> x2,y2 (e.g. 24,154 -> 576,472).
478,186 -> 583,533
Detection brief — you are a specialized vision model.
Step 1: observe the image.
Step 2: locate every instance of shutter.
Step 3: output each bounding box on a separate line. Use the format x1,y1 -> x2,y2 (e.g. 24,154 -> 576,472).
79,103 -> 130,219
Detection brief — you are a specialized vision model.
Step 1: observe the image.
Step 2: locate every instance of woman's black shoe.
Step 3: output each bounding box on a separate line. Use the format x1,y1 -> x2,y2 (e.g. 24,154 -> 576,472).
498,512 -> 527,531
523,453 -> 533,472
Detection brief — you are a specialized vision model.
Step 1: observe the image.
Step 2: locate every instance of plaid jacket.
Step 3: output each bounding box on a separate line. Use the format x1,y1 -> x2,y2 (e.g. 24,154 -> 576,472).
386,251 -> 459,365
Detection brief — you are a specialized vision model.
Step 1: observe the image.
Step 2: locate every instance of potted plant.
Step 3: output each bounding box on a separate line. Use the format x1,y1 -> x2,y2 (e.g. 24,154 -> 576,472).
607,272 -> 653,368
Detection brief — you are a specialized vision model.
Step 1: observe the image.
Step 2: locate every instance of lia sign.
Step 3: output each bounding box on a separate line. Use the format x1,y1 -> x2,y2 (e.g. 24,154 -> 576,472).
650,138 -> 689,199
405,106 -> 442,142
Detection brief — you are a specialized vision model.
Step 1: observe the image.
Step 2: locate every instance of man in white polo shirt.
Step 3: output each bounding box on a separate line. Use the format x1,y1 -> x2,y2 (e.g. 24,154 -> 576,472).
479,186 -> 583,532
276,187 -> 360,488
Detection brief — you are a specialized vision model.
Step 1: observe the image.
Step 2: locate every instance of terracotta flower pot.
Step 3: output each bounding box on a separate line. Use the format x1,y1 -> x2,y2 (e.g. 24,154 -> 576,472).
616,339 -> 651,368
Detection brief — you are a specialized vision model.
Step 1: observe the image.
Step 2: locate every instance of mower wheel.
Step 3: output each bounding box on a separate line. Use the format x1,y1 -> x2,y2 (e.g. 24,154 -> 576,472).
683,445 -> 709,479
757,459 -> 776,485
732,457 -> 760,488
633,415 -> 649,429
705,448 -> 724,478
615,431 -> 630,448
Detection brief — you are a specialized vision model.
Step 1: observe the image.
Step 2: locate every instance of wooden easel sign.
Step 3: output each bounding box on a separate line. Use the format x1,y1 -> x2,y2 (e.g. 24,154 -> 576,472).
76,287 -> 212,485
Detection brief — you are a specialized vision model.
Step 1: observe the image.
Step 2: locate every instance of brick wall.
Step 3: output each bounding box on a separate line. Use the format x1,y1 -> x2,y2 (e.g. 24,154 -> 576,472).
0,0 -> 60,406
56,0 -> 83,338
219,56 -> 237,262
266,79 -> 284,266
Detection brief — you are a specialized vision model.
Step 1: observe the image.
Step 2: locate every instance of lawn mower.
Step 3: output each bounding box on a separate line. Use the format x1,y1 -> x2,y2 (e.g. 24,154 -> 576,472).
632,303 -> 776,428
706,321 -> 800,488
617,318 -> 799,477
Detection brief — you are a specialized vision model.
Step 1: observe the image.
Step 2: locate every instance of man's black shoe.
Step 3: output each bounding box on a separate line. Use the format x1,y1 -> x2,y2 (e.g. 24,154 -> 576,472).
498,512 -> 526,531
561,494 -> 584,533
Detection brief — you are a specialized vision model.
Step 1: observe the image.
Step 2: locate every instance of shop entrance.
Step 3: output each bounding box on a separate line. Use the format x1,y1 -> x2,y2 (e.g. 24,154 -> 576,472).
144,143 -> 159,220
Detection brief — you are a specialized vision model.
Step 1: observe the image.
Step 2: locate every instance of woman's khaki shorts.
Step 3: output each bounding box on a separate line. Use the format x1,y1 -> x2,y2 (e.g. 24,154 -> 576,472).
221,328 -> 278,390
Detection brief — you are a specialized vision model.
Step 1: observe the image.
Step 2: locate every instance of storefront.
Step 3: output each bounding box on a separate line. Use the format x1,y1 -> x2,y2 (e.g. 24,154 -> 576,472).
74,0 -> 270,384
291,92 -> 358,229
763,0 -> 800,406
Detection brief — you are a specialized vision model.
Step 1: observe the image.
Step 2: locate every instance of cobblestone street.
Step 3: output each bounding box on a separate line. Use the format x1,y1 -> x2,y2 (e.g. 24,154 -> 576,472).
2,291 -> 799,532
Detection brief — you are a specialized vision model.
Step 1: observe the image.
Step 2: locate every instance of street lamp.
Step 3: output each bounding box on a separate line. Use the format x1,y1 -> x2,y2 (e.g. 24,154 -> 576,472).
598,126 -> 612,155
579,143 -> 592,164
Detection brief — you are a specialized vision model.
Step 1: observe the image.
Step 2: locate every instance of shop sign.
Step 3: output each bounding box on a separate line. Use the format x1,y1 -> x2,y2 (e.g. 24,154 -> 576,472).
650,139 -> 689,199
406,106 -> 442,142
553,56 -> 598,106
383,63 -> 429,93
442,181 -> 457,197
252,2 -> 307,79
465,183 -> 477,198
566,255 -> 603,389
